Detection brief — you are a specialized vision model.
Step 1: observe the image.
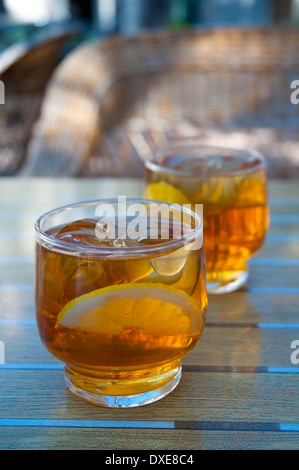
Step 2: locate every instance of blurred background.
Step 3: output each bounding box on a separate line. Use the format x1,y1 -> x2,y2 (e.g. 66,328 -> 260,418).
0,0 -> 297,44
0,0 -> 299,177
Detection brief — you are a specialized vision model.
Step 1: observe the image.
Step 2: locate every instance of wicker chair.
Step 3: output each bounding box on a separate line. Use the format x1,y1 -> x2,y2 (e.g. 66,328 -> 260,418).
0,27 -> 78,175
22,27 -> 299,178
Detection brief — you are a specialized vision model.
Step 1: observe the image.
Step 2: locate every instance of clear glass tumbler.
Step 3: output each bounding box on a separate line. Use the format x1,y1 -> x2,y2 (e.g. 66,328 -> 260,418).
145,145 -> 269,294
35,198 -> 207,407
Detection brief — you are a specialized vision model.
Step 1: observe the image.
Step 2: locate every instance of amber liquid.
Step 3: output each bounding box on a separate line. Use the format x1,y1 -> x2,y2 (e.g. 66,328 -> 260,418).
203,205 -> 268,281
145,158 -> 269,285
35,219 -> 207,394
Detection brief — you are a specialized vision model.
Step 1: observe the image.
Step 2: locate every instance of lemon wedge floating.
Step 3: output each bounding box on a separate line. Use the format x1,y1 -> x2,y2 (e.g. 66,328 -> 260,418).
105,259 -> 153,284
144,182 -> 190,205
57,283 -> 201,336
172,254 -> 199,295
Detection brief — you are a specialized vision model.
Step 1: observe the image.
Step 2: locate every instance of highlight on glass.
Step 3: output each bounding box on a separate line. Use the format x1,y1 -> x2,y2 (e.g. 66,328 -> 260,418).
35,198 -> 207,408
145,145 -> 269,294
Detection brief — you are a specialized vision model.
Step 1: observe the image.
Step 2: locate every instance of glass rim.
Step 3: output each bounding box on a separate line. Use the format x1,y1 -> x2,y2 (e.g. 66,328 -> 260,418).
145,144 -> 266,177
35,198 -> 203,259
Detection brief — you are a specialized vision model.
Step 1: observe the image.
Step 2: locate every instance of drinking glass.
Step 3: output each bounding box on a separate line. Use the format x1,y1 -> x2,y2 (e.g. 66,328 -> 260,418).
35,198 -> 207,407
145,145 -> 269,294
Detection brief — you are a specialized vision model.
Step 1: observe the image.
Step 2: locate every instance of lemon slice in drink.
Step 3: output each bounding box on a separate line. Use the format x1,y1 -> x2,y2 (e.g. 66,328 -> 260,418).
106,259 -> 154,284
145,182 -> 190,205
172,254 -> 199,295
57,283 -> 201,336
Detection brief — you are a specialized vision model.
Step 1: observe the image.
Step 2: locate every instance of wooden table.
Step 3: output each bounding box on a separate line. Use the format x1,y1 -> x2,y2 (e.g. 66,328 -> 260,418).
0,178 -> 298,450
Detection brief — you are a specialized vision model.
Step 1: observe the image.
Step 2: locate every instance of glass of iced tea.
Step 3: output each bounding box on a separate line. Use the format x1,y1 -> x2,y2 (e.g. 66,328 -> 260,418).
35,198 -> 207,407
145,145 -> 269,294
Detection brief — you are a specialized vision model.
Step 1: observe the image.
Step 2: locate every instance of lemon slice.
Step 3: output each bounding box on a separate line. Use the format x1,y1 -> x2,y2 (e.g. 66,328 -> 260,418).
172,253 -> 199,295
150,247 -> 187,277
104,259 -> 153,284
144,182 -> 190,205
57,283 -> 201,336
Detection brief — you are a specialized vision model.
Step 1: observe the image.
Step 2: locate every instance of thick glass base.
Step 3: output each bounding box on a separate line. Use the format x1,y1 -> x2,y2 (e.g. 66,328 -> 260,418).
64,363 -> 182,408
207,269 -> 249,295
